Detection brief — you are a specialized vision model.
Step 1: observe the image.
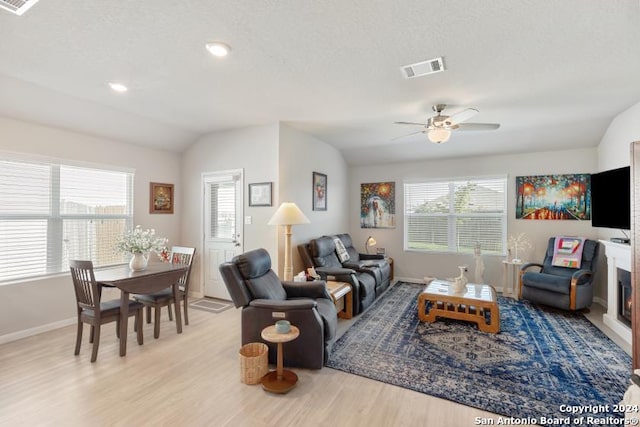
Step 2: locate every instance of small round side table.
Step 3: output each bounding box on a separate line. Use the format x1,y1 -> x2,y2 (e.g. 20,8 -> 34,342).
260,325 -> 300,394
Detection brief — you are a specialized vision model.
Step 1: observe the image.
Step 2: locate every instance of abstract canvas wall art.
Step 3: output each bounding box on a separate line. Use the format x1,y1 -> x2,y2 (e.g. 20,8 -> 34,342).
361,182 -> 396,228
515,174 -> 590,220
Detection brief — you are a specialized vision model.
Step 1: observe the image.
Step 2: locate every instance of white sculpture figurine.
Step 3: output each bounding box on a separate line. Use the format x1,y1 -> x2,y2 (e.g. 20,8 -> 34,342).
474,243 -> 485,284
451,265 -> 468,293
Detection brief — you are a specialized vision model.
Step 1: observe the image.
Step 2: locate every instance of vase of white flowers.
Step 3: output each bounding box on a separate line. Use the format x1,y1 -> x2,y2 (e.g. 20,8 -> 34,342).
129,252 -> 149,271
116,226 -> 168,271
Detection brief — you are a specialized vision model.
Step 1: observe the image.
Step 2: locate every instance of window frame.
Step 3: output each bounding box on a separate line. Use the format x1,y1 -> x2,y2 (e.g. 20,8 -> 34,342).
403,175 -> 508,256
0,153 -> 134,284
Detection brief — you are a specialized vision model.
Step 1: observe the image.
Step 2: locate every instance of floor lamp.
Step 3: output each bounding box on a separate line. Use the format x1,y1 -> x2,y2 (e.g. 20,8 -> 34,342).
268,202 -> 310,281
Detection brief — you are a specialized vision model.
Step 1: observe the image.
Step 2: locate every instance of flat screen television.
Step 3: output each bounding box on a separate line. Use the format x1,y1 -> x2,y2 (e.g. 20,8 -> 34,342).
590,166 -> 631,230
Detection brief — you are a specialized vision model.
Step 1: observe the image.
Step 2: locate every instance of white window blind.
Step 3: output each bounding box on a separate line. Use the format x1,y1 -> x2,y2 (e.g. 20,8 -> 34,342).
404,176 -> 507,255
0,158 -> 133,283
209,182 -> 236,240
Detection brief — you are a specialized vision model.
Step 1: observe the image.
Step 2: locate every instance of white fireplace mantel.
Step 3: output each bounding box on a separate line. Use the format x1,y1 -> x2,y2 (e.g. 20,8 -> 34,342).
600,240 -> 632,345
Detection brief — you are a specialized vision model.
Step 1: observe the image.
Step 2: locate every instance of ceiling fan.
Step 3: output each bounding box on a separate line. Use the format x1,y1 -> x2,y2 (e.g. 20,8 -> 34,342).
394,104 -> 500,144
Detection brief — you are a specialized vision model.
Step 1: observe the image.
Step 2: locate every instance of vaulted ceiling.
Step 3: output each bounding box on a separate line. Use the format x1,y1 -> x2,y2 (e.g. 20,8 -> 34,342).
1,1 -> 639,165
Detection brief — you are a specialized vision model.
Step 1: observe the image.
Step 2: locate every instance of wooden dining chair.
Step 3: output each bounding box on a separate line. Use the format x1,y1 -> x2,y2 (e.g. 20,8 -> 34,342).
69,260 -> 144,362
133,246 -> 196,339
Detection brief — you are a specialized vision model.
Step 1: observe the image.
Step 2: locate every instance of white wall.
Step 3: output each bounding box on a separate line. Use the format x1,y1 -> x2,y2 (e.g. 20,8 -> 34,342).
0,116 -> 182,338
180,124 -> 280,295
598,101 -> 640,171
596,101 -> 640,243
593,101 -> 640,309
278,124 -> 349,276
349,148 -> 599,295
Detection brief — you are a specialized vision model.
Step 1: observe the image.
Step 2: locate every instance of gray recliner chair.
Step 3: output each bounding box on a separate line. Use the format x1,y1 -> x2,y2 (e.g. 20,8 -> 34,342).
519,237 -> 599,311
219,248 -> 337,369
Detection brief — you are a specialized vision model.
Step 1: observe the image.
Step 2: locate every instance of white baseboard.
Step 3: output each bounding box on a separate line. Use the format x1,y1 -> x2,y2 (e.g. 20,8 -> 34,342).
593,296 -> 607,309
189,290 -> 204,299
0,317 -> 75,345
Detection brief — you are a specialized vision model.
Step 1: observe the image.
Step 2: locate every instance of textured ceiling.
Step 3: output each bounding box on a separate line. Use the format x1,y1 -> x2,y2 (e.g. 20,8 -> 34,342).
1,1 -> 639,165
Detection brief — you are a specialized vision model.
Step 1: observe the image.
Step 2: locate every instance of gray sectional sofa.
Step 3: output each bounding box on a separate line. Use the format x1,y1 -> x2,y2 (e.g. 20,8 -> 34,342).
298,233 -> 392,315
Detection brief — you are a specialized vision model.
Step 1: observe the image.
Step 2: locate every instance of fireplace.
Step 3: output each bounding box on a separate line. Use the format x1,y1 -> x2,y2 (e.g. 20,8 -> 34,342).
618,268 -> 632,327
601,240 -> 631,345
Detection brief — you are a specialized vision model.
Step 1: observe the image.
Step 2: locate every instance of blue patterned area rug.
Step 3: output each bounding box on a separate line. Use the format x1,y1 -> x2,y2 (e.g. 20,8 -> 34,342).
327,282 -> 631,425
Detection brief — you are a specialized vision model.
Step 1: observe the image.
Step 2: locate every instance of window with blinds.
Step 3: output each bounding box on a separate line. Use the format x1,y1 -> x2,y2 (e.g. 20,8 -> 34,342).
0,157 -> 133,283
404,176 -> 507,255
209,181 -> 236,240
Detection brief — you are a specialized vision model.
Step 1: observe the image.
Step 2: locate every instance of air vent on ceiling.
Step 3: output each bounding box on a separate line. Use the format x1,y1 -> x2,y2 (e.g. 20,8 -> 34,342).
0,0 -> 40,16
401,57 -> 445,79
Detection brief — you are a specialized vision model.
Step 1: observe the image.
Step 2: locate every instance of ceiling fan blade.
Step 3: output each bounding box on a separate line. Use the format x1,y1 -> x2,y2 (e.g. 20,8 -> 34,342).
456,123 -> 500,131
392,130 -> 425,141
447,108 -> 479,125
394,121 -> 426,126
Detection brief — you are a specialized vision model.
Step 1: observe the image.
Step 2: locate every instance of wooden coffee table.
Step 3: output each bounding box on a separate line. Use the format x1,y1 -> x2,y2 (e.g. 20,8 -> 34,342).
417,280 -> 500,333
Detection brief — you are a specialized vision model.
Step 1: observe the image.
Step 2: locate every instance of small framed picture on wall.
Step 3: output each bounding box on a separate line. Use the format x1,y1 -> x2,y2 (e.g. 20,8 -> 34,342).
150,182 -> 174,214
248,182 -> 273,207
313,172 -> 327,211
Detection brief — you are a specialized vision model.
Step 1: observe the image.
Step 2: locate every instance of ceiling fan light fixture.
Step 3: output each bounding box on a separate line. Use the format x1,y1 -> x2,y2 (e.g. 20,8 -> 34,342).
428,128 -> 451,144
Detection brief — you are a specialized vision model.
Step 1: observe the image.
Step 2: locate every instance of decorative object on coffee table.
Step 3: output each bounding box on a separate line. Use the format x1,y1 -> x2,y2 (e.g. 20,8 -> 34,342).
450,266 -> 468,293
474,242 -> 485,283
260,325 -> 300,394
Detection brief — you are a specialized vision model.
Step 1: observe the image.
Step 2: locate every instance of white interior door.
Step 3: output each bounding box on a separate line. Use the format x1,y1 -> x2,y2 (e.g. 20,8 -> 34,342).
203,170 -> 243,300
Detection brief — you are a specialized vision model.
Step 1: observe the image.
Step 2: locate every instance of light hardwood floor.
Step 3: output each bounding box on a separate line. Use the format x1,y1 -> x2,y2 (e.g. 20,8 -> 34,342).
0,301 -> 502,427
0,295 -> 628,427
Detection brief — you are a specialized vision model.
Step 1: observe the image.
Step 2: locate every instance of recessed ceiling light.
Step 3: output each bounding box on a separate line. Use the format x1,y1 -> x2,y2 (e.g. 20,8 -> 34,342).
205,42 -> 231,57
108,82 -> 128,93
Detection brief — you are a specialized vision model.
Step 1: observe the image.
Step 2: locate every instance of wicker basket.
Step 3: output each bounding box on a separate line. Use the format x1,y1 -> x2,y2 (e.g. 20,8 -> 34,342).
239,342 -> 269,385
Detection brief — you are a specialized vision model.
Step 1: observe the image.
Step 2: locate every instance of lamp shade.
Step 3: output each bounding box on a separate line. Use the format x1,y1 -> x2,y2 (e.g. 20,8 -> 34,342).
428,128 -> 451,144
365,236 -> 377,254
268,202 -> 310,226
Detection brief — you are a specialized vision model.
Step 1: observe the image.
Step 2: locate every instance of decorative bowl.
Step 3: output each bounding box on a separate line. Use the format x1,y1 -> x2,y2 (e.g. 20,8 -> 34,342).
275,320 -> 290,334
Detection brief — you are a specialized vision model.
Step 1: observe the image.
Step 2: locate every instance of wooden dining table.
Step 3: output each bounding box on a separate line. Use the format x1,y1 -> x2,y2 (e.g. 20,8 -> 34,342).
94,262 -> 189,357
